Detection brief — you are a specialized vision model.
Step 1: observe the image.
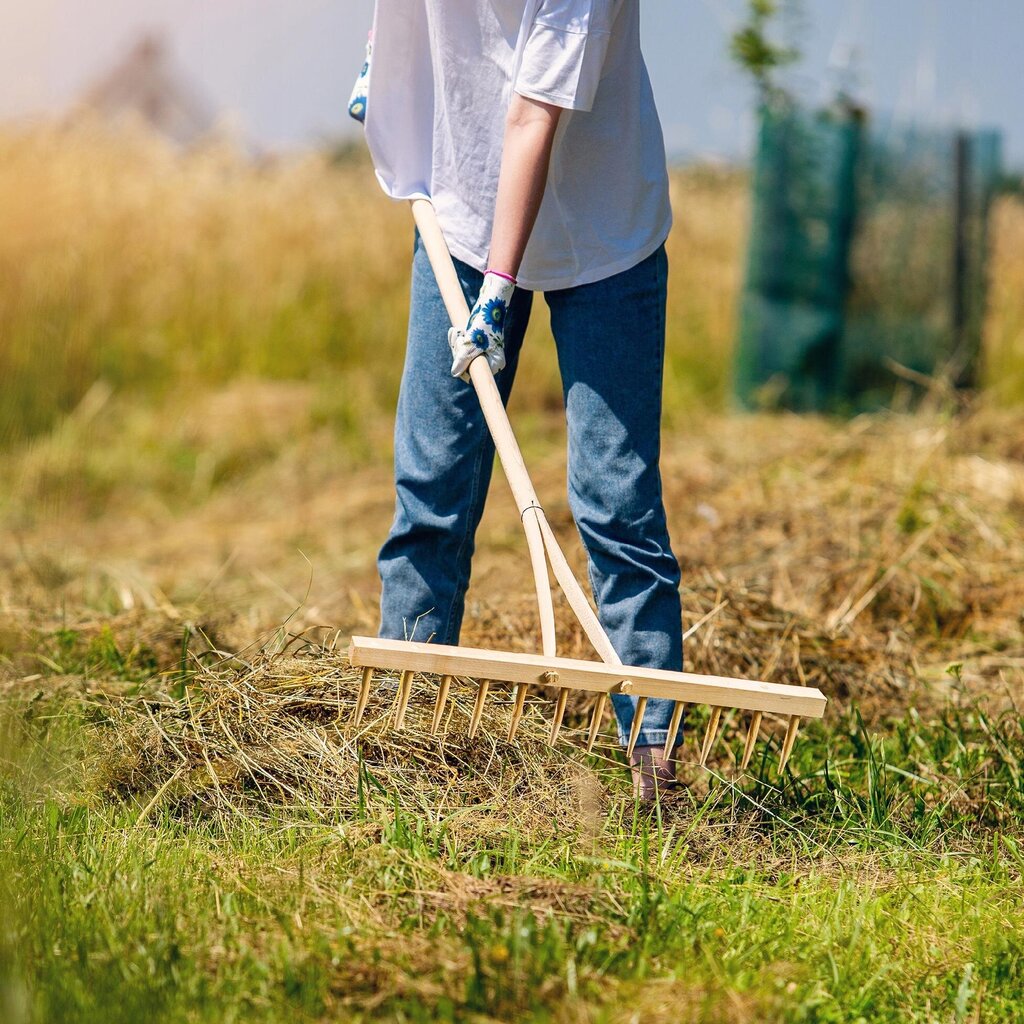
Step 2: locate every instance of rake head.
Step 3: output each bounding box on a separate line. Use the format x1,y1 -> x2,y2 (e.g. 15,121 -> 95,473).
348,637 -> 826,776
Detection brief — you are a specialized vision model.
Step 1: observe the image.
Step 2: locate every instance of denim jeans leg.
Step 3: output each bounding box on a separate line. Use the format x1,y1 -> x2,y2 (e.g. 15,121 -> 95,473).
545,244 -> 684,748
377,234 -> 533,645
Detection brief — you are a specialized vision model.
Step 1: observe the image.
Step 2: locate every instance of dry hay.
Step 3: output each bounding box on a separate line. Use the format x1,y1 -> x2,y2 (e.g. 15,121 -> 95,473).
456,407 -> 1024,722
94,648 -> 606,839
460,569 -> 918,730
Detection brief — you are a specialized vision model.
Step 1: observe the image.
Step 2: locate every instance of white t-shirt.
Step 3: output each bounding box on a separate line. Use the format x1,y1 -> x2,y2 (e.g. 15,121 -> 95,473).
364,0 -> 672,292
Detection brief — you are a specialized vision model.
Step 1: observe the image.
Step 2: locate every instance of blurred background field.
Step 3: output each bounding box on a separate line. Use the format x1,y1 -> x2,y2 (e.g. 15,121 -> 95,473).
1,123 -> 1022,456
2,120 -> 1019,647
0,124 -> 750,452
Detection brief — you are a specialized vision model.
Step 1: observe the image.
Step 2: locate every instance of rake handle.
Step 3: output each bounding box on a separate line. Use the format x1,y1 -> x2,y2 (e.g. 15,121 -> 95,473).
411,199 -> 544,520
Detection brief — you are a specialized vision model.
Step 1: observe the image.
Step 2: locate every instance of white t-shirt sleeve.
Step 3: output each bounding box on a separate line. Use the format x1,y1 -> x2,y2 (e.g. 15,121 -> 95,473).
514,0 -> 618,113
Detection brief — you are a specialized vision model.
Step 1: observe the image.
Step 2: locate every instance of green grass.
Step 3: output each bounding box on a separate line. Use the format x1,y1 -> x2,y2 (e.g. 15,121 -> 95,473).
2,688 -> 1023,1023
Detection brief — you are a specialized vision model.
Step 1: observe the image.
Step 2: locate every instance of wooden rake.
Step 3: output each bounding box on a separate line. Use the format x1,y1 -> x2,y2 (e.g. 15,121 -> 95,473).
348,199 -> 826,774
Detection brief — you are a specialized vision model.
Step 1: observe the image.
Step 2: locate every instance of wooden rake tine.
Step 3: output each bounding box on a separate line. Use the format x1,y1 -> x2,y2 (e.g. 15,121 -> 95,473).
353,667 -> 374,727
586,692 -> 608,753
778,715 -> 801,775
507,682 -> 529,742
468,679 -> 491,739
740,710 -> 762,771
549,685 -> 569,745
625,696 -> 648,759
662,701 -> 686,760
698,706 -> 723,767
393,670 -> 414,730
430,674 -> 453,736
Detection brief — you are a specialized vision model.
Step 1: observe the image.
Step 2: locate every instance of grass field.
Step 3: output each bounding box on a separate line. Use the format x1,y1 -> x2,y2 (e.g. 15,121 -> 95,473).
2,124 -> 1024,1022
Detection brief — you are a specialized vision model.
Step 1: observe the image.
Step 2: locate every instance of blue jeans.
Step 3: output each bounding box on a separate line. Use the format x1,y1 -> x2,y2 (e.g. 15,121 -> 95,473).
378,235 -> 683,749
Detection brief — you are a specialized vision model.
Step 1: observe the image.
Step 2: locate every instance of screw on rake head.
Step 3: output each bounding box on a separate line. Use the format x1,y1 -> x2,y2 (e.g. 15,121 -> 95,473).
740,710 -> 763,771
430,674 -> 453,736
698,706 -> 723,767
778,715 -> 801,775
662,701 -> 686,760
468,679 -> 491,739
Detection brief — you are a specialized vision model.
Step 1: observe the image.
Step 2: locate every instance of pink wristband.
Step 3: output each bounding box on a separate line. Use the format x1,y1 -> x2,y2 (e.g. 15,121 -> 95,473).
485,269 -> 517,285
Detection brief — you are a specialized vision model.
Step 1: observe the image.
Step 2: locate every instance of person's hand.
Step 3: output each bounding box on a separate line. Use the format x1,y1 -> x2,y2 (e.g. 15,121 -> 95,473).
448,271 -> 516,381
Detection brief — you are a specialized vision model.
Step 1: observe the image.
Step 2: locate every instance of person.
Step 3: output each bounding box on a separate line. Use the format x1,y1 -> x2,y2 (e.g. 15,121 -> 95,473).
355,0 -> 683,798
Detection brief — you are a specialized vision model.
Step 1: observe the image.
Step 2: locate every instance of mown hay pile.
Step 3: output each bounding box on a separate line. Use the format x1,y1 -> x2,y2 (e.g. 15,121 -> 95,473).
469,575 -> 917,718
95,649 -> 605,838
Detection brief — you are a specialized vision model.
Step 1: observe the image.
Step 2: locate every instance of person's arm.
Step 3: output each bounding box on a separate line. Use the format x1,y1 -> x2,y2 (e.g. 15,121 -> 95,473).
448,94 -> 562,380
487,94 -> 563,277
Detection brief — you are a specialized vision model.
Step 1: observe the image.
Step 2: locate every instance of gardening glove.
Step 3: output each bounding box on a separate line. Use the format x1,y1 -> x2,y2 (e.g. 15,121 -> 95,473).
448,271 -> 516,381
347,33 -> 372,123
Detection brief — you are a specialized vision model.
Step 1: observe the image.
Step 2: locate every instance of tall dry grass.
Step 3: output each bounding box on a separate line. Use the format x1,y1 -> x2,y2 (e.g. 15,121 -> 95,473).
0,121 -> 1019,451
0,123 -> 745,449
983,195 -> 1024,401
0,123 -> 410,444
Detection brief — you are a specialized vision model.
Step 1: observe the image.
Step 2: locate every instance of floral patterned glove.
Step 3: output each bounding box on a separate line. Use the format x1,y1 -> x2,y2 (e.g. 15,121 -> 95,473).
448,271 -> 516,381
348,33 -> 372,124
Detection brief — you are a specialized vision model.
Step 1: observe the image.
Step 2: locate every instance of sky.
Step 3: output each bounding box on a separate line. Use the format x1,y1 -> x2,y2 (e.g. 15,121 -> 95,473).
1,1 -> 1022,167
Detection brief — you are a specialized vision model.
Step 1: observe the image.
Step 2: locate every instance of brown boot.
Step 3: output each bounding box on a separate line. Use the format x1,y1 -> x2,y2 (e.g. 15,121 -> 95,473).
629,745 -> 677,801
